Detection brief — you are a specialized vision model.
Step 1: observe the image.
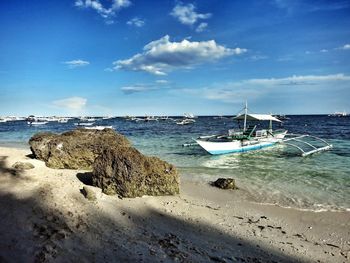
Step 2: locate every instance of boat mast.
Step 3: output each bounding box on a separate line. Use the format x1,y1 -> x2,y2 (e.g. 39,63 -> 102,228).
243,101 -> 247,131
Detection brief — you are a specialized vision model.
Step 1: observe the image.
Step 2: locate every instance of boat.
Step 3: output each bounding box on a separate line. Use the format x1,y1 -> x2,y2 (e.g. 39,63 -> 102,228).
145,115 -> 158,122
27,121 -> 48,125
83,126 -> 113,130
190,102 -> 332,156
329,111 -> 348,117
176,118 -> 196,125
74,122 -> 94,126
0,118 -> 7,123
79,117 -> 96,122
58,118 -> 69,123
184,113 -> 197,119
273,114 -> 290,120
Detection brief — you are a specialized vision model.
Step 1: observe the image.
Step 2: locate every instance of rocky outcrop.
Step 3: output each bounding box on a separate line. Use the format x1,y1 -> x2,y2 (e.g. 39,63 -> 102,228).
12,162 -> 35,170
29,129 -> 130,169
92,146 -> 179,198
211,178 -> 237,190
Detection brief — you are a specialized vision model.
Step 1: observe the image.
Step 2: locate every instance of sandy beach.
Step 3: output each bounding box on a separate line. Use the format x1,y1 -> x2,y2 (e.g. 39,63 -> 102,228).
0,146 -> 349,262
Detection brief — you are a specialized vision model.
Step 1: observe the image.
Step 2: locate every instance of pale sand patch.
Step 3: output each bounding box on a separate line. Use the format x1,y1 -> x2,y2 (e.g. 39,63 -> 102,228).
0,146 -> 349,262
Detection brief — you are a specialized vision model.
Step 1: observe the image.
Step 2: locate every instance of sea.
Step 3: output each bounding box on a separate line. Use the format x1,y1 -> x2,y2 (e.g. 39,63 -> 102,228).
0,115 -> 349,212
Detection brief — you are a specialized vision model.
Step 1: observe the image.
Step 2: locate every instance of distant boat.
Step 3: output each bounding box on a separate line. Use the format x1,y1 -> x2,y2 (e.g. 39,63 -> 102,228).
176,119 -> 196,125
74,122 -> 94,126
273,114 -> 290,120
0,118 -> 7,123
79,117 -> 96,122
213,116 -> 228,119
159,116 -> 169,121
27,121 -> 48,125
329,111 -> 348,117
58,118 -> 69,123
84,126 -> 113,130
184,113 -> 197,119
145,115 -> 158,122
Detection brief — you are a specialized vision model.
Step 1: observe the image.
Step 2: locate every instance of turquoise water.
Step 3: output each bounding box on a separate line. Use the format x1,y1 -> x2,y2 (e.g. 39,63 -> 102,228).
1,116 -> 349,211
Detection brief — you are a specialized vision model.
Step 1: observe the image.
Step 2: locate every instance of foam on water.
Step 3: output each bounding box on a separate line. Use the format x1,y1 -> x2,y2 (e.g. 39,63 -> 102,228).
1,115 -> 349,211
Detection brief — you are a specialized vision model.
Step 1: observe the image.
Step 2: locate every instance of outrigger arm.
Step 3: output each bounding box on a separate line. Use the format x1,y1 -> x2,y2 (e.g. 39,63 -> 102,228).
280,134 -> 333,157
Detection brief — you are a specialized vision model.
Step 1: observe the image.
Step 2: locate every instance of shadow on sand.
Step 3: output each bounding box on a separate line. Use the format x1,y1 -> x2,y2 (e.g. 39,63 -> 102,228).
76,172 -> 93,186
0,159 -> 303,263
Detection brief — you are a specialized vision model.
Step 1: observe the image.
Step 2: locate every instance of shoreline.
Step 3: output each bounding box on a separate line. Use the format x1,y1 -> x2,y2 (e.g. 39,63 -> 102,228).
0,146 -> 349,262
1,142 -> 349,212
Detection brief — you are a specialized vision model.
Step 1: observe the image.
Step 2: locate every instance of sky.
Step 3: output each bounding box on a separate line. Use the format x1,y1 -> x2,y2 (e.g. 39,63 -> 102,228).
0,0 -> 350,116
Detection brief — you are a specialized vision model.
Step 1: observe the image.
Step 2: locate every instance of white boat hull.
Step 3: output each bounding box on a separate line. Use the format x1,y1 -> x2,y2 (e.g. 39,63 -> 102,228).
196,132 -> 287,155
28,121 -> 48,125
84,126 -> 113,130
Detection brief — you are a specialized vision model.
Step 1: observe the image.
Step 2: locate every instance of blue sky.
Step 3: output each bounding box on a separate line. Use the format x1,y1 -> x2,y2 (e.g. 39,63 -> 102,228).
1,0 -> 350,116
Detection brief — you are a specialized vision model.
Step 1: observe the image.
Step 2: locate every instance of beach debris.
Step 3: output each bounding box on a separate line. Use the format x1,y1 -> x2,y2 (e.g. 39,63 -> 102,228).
211,178 -> 237,190
81,186 -> 101,201
12,161 -> 34,170
92,145 -> 179,198
29,128 -> 130,169
326,243 -> 340,249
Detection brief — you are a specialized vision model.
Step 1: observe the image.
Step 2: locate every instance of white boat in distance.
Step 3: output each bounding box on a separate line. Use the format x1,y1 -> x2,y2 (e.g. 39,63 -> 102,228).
84,126 -> 113,130
329,111 -> 348,117
176,119 -> 196,125
194,102 -> 332,156
74,122 -> 94,126
27,121 -> 48,125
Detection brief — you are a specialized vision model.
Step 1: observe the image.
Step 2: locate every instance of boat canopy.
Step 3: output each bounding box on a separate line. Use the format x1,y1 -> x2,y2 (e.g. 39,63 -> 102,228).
234,114 -> 282,122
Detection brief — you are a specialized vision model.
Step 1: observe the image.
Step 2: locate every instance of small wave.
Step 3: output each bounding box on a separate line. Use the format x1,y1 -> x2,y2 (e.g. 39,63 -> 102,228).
249,201 -> 350,213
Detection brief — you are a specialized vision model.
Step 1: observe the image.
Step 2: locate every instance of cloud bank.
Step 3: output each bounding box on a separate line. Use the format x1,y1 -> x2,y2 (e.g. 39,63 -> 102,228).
182,74 -> 350,103
114,35 -> 247,75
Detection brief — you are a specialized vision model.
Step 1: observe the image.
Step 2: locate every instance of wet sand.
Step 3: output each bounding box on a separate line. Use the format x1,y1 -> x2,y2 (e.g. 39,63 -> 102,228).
0,146 -> 349,262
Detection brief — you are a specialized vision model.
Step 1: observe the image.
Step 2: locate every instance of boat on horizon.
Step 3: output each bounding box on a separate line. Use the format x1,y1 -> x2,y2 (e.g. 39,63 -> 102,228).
328,111 -> 348,117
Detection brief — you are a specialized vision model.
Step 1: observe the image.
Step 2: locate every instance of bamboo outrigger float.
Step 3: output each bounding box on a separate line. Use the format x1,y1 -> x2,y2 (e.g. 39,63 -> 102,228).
186,102 -> 333,157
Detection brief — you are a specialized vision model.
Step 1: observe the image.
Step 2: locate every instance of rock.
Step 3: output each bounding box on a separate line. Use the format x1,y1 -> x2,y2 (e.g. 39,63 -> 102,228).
81,186 -> 101,201
29,128 -> 130,169
212,178 -> 237,190
92,146 -> 179,197
12,161 -> 35,170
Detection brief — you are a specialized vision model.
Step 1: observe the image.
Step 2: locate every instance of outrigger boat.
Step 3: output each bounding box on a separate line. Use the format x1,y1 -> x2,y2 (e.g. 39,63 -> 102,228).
188,102 -> 332,157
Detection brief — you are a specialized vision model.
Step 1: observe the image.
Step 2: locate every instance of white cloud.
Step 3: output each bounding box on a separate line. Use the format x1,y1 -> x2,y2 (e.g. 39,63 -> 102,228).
63,59 -> 90,69
249,55 -> 268,61
156,79 -> 169,84
340,44 -> 350,50
181,73 -> 350,103
320,49 -> 328,53
114,35 -> 247,75
196,22 -> 207,32
121,85 -> 158,94
126,17 -> 145,27
53,97 -> 87,110
75,0 -> 131,23
171,2 -> 211,28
